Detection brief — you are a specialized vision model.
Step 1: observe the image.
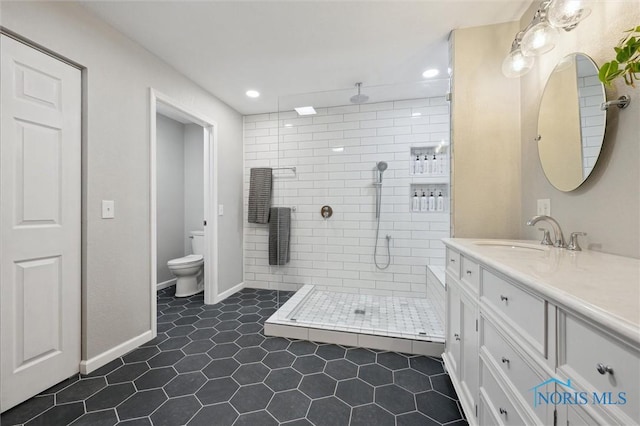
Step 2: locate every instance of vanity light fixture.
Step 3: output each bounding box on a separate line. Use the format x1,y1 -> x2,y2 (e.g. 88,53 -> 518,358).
502,37 -> 535,78
246,90 -> 260,98
294,106 -> 317,116
502,0 -> 592,78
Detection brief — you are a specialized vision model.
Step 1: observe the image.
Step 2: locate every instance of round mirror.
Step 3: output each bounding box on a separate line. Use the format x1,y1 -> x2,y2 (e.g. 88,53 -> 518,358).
537,53 -> 606,192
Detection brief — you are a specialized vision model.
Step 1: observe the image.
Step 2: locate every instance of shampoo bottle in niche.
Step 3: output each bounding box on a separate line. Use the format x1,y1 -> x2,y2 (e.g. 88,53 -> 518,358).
428,190 -> 436,211
424,152 -> 431,175
437,190 -> 444,211
412,190 -> 420,212
414,154 -> 422,174
432,153 -> 438,175
420,190 -> 427,211
438,151 -> 447,175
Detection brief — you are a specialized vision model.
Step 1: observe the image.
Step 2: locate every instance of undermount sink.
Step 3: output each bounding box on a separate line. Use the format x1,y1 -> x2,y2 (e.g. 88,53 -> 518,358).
472,240 -> 548,252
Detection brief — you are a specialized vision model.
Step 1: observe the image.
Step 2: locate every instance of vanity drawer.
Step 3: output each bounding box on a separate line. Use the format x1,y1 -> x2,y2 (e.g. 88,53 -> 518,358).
482,316 -> 547,420
481,269 -> 546,354
559,312 -> 639,423
480,360 -> 528,426
460,255 -> 479,293
446,248 -> 460,279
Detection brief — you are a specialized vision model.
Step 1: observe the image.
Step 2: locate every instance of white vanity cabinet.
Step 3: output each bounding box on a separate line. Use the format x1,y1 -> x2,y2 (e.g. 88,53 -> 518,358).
443,253 -> 479,421
443,240 -> 640,426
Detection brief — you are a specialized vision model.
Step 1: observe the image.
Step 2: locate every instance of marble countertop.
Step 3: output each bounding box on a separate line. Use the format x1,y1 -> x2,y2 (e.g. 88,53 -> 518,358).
443,238 -> 640,345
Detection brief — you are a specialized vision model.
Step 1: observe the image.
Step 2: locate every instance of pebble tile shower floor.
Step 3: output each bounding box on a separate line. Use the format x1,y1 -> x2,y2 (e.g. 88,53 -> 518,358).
1,287 -> 467,426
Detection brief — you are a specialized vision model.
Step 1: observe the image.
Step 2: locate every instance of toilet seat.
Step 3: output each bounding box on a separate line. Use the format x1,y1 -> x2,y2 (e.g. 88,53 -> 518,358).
167,254 -> 204,268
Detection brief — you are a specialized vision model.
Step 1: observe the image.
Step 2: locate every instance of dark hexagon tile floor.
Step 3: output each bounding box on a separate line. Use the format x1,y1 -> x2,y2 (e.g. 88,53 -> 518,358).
1,287 -> 467,426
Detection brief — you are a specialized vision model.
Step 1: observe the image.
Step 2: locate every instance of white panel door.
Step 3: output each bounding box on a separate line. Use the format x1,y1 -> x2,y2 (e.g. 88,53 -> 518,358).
1,35 -> 81,411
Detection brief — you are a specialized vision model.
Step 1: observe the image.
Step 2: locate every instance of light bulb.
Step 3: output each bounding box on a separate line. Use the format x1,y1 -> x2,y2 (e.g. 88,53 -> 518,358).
521,22 -> 558,56
502,48 -> 535,78
547,0 -> 592,29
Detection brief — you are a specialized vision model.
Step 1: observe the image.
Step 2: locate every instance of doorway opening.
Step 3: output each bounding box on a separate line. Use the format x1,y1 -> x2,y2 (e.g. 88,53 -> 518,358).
149,90 -> 218,337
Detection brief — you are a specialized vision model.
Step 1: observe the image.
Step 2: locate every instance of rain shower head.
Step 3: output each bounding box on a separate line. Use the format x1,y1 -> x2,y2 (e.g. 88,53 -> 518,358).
350,82 -> 369,104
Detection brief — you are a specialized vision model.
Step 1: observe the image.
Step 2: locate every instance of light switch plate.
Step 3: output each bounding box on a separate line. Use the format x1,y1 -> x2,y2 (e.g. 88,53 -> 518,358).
218,204 -> 224,216
102,200 -> 115,219
537,199 -> 551,216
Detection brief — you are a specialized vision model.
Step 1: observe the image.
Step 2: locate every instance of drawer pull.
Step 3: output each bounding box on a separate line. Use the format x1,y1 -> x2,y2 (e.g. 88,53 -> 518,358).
454,333 -> 460,341
596,363 -> 614,375
499,408 -> 508,415
466,270 -> 472,275
500,295 -> 509,302
450,258 -> 456,263
501,357 -> 510,365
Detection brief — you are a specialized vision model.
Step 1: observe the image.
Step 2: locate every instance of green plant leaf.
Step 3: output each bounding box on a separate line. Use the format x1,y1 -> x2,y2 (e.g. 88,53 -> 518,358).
602,26 -> 640,88
598,61 -> 619,85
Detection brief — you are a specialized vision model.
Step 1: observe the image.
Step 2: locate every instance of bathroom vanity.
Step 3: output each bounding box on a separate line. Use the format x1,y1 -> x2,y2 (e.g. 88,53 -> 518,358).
442,238 -> 640,426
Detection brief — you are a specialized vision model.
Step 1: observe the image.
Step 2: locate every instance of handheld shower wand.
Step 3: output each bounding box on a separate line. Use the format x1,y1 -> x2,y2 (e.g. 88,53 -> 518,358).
375,161 -> 388,218
374,162 -> 391,270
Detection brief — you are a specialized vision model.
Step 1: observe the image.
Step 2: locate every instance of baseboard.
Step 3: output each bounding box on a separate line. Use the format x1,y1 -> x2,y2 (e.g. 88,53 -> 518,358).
214,281 -> 244,303
80,330 -> 153,375
157,278 -> 176,291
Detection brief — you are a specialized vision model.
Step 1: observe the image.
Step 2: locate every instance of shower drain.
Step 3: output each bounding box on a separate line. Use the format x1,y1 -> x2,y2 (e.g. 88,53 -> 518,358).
354,309 -> 366,315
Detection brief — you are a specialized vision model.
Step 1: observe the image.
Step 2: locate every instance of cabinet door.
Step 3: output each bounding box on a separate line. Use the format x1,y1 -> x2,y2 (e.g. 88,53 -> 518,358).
460,290 -> 479,413
445,278 -> 461,378
556,403 -> 599,426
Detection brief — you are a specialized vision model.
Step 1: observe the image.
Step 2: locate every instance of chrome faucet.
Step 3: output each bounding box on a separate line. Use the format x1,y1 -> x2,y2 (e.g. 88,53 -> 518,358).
526,215 -> 566,248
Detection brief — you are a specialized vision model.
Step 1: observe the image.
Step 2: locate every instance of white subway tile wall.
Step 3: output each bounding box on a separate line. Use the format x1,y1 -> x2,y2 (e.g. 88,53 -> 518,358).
577,55 -> 605,178
243,97 -> 451,297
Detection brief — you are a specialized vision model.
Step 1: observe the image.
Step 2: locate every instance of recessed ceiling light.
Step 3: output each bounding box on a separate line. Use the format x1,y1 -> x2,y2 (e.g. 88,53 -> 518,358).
422,69 -> 440,78
246,90 -> 260,98
295,106 -> 316,116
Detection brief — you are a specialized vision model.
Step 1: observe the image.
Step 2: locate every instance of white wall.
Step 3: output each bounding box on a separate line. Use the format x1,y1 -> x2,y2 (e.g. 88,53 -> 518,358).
156,115 -> 186,284
0,1 -> 244,362
184,124 -> 205,253
243,98 -> 450,297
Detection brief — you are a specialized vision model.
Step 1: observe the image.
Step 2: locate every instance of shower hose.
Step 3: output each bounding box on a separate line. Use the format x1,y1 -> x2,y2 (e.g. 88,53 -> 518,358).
374,210 -> 391,270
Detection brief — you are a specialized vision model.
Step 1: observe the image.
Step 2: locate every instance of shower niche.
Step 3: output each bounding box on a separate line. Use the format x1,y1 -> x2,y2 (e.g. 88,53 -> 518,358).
409,144 -> 449,177
410,183 -> 449,213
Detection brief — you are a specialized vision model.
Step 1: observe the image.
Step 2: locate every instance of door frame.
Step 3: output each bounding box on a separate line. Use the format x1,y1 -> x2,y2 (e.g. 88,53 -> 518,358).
149,89 -> 219,337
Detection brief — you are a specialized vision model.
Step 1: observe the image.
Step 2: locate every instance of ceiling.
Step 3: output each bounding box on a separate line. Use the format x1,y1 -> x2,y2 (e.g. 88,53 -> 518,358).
80,1 -> 531,115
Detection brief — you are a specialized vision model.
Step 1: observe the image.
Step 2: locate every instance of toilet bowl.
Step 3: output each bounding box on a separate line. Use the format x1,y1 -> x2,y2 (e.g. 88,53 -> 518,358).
168,230 -> 205,297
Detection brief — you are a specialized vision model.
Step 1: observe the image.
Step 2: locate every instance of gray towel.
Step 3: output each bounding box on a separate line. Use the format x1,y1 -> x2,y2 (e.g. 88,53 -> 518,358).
269,207 -> 291,266
248,168 -> 272,224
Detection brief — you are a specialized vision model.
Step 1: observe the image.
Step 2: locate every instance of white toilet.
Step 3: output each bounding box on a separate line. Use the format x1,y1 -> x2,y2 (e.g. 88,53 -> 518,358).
167,230 -> 205,297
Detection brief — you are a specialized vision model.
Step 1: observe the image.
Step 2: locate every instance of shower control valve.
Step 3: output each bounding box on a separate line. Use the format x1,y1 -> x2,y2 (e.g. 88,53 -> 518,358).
321,205 -> 333,219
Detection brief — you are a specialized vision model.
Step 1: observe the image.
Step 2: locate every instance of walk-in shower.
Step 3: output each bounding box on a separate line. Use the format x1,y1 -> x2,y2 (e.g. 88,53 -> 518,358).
243,80 -> 451,353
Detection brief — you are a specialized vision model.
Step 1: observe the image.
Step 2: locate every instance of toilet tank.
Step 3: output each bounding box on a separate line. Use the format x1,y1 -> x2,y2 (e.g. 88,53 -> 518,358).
190,230 -> 205,255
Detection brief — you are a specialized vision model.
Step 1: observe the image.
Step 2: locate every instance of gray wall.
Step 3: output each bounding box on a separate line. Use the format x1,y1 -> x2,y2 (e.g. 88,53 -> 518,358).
184,124 -> 204,253
518,1 -> 640,258
156,115 -> 185,284
0,1 -> 244,361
